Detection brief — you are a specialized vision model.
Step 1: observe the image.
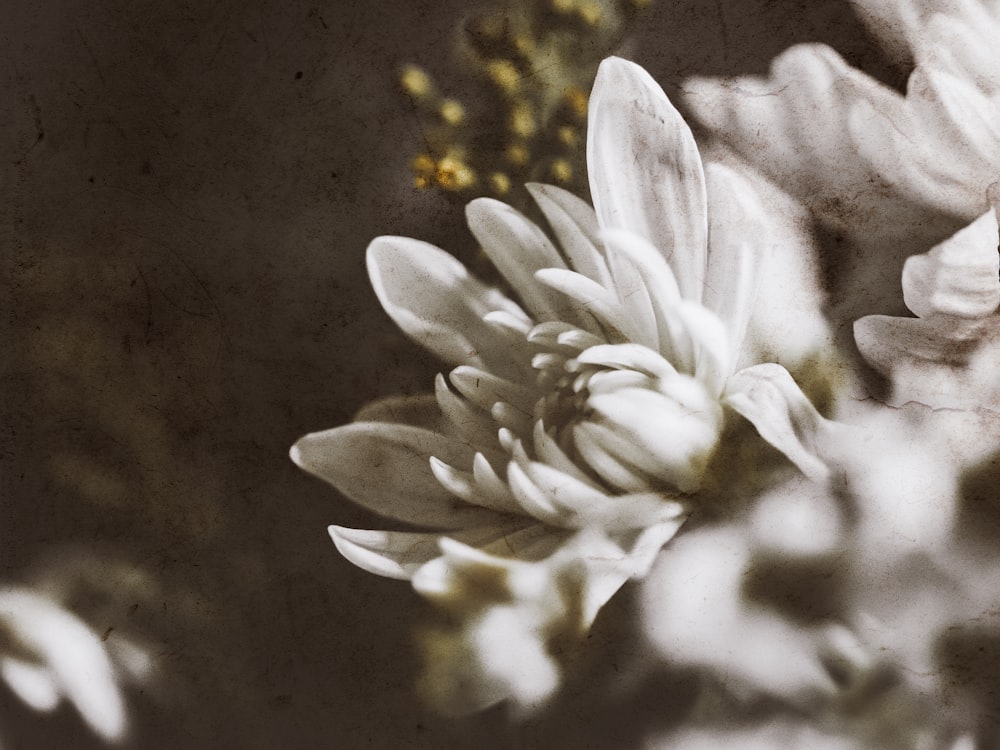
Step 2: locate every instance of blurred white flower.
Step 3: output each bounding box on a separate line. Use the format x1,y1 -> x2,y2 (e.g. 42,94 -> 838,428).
0,586 -> 143,742
292,57 -> 836,713
683,0 -> 1000,241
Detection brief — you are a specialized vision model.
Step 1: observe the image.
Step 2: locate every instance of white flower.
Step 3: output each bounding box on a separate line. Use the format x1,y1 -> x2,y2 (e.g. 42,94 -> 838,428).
291,57 -> 836,712
683,0 -> 1000,229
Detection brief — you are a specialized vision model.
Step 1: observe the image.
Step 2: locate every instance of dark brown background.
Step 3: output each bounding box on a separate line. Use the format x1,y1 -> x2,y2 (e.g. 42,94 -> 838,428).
2,1 -> 896,747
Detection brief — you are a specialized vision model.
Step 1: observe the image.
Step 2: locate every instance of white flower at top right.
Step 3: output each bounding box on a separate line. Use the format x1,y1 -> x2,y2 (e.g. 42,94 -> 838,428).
684,0 -> 1000,226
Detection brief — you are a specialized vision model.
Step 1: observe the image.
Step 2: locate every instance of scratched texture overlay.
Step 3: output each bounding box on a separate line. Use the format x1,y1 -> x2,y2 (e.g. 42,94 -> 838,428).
2,1 -> 894,748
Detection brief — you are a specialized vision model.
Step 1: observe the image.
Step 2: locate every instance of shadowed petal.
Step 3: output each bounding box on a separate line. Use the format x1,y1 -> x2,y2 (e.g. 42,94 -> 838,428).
292,423 -> 502,529
466,198 -> 568,321
328,525 -> 525,580
588,57 -> 708,301
367,236 -> 530,373
354,394 -> 442,430
724,363 -> 836,482
526,183 -> 612,288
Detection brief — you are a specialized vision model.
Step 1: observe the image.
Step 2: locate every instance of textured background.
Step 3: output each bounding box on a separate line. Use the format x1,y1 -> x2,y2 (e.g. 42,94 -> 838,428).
2,1 -> 897,747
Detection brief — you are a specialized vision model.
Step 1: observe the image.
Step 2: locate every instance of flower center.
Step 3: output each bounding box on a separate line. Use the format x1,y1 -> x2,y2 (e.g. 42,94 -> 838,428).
528,335 -> 724,495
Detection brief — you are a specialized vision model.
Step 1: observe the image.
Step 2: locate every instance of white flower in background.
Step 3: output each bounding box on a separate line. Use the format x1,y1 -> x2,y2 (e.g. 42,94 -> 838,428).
0,586 -> 145,742
292,57 -> 837,713
682,0 -> 1000,231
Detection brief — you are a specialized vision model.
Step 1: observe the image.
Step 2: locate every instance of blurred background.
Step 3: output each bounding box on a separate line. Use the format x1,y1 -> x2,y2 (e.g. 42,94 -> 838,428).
1,1 -> 901,747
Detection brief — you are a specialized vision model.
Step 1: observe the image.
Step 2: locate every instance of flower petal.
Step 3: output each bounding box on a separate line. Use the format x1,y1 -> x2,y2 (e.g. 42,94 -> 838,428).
588,57 -> 708,301
466,198 -> 569,321
526,183 -> 612,288
328,524 -> 523,580
354,394 -> 442,430
723,363 -> 836,482
291,423 -> 501,529
902,209 -> 1000,319
853,313 -> 994,408
367,236 -> 530,372
703,163 -> 765,363
535,267 -> 628,338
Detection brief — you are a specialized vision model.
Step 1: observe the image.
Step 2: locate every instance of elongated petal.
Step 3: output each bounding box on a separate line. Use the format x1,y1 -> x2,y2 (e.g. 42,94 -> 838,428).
367,236 -> 529,371
535,267 -> 627,338
903,210 -> 1000,319
521,460 -> 686,531
328,525 -> 522,580
291,423 -> 500,529
466,198 -> 568,321
703,163 -> 764,363
588,57 -> 708,301
354,394 -> 442,430
724,363 -> 835,482
588,385 -> 722,493
574,343 -> 676,378
526,183 -> 612,288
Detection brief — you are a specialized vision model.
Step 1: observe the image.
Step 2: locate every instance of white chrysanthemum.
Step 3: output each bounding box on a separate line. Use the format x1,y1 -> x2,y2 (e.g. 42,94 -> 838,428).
291,57 -> 836,713
684,0 -> 1000,227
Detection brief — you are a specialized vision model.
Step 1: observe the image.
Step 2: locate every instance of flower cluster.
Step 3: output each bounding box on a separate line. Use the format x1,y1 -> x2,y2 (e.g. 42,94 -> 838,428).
294,1 -> 1000,745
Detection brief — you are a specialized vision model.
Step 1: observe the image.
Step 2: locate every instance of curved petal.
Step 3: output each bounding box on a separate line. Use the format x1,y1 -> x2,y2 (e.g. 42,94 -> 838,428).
588,57 -> 708,301
526,183 -> 612,288
902,209 -> 1000,319
367,236 -> 530,373
723,363 -> 836,482
328,524 -> 524,580
465,198 -> 568,321
354,393 -> 442,430
291,423 -> 502,529
703,163 -> 765,363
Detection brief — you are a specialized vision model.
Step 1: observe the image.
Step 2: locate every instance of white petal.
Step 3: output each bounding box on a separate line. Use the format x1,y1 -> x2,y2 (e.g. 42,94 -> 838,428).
723,363 -> 835,482
902,209 -> 1000,319
574,343 -> 676,378
588,385 -> 722,493
466,198 -> 568,321
328,525 -> 520,580
535,268 -> 628,338
588,57 -> 708,301
354,394 -> 442,429
291,423 -> 500,529
526,183 -> 612,287
572,421 -> 655,493
522,460 -> 686,531
531,421 -> 602,488
1,657 -> 59,712
449,366 -> 537,414
367,236 -> 528,371
0,589 -> 126,741
434,373 -> 500,449
703,163 -> 764,363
